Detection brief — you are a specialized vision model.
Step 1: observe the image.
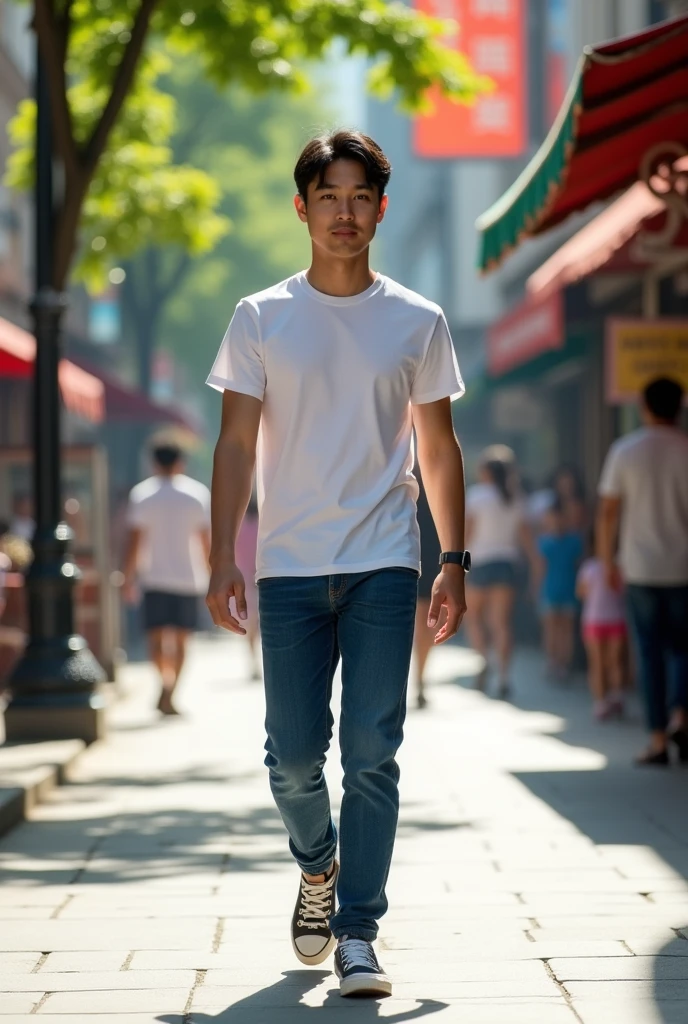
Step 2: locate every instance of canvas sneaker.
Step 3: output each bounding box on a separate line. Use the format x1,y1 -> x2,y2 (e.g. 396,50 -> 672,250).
291,860 -> 339,965
334,936 -> 392,998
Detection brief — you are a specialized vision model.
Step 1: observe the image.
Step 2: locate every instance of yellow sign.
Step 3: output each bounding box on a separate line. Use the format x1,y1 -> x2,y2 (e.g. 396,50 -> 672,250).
606,318 -> 688,404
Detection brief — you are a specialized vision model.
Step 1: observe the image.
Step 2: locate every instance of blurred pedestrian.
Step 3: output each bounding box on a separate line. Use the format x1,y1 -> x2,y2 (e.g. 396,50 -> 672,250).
465,445 -> 535,698
552,464 -> 587,535
234,490 -> 261,680
537,500 -> 583,679
576,529 -> 627,720
598,377 -> 688,766
123,445 -> 211,716
205,130 -> 467,997
412,466 -> 442,709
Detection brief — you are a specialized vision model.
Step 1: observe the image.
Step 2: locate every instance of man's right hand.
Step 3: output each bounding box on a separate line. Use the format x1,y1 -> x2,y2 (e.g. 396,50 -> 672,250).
206,560 -> 248,634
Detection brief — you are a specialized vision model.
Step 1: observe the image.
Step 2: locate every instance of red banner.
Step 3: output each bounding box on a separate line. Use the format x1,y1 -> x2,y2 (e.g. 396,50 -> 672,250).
413,0 -> 526,158
488,292 -> 564,377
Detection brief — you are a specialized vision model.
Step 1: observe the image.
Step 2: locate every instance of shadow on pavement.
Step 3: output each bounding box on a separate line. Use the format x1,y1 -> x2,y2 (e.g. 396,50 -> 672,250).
464,652 -> 688,1021
158,969 -> 448,1022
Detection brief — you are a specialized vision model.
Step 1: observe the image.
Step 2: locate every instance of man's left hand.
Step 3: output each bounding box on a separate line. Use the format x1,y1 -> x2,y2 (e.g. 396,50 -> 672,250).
427,567 -> 467,644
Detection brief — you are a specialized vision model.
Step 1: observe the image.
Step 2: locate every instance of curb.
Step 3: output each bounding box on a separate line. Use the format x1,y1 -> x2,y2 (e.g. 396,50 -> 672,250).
0,739 -> 86,838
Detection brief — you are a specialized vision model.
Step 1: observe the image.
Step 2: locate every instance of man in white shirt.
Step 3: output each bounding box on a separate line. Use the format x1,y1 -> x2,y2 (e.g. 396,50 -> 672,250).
206,130 -> 468,998
123,445 -> 211,716
598,377 -> 688,766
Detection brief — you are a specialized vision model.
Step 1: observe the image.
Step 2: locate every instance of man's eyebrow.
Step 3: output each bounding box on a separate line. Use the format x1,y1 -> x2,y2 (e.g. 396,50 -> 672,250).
314,181 -> 373,191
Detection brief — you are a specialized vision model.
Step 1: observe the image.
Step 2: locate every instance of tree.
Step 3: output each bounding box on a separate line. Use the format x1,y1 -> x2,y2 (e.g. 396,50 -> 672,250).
119,64 -> 316,397
6,0 -> 487,293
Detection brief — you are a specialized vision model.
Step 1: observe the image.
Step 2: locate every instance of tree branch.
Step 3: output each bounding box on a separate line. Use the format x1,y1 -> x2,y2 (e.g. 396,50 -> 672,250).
82,0 -> 159,177
33,0 -> 79,179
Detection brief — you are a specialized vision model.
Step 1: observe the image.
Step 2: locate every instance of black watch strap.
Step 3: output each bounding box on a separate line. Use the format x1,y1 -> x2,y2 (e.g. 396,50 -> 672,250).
439,550 -> 471,571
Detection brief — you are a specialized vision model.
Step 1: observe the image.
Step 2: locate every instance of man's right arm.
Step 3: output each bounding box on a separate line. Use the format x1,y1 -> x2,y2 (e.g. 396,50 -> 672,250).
206,389 -> 262,634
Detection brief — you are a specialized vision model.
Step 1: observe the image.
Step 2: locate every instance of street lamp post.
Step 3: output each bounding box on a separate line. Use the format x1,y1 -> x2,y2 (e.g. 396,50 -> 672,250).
4,43 -> 106,743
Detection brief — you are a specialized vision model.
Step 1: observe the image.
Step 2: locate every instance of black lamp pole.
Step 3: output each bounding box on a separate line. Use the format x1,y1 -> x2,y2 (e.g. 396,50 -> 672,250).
4,40 -> 105,743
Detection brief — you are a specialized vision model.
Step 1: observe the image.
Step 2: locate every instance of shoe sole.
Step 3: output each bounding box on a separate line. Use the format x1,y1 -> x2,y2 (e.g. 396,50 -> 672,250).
339,973 -> 392,998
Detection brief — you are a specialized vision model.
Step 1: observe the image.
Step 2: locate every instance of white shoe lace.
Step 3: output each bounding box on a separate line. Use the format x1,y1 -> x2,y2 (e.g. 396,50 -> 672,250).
297,878 -> 333,930
338,938 -> 380,972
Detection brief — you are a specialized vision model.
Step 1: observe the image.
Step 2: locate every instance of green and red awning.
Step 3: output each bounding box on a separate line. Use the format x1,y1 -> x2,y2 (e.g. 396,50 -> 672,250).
477,13 -> 688,273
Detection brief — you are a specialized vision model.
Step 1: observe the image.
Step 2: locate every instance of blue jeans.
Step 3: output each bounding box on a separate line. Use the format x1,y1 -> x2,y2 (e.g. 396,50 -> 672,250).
258,568 -> 418,941
626,584 -> 688,732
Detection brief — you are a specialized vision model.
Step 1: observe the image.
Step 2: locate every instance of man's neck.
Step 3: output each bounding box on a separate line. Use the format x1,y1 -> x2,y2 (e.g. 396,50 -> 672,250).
644,416 -> 676,428
306,250 -> 376,298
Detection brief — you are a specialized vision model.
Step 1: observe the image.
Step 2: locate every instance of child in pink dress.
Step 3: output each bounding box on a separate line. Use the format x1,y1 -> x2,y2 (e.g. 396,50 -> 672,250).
576,555 -> 628,720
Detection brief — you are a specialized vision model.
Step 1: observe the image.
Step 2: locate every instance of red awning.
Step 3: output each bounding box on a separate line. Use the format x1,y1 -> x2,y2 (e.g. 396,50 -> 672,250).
478,14 -> 688,271
527,168 -> 688,300
75,358 -> 202,434
0,316 -> 105,424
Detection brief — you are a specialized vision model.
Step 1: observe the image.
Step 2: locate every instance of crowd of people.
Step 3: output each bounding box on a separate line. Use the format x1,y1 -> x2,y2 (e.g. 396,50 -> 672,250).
411,376 -> 688,769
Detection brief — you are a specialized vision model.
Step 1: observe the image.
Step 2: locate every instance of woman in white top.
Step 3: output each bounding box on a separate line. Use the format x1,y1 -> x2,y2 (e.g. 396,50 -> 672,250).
465,446 -> 535,698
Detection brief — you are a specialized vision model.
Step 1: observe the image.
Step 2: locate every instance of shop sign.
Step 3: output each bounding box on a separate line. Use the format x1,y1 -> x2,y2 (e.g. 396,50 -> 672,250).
487,291 -> 564,376
413,0 -> 526,158
606,318 -> 688,404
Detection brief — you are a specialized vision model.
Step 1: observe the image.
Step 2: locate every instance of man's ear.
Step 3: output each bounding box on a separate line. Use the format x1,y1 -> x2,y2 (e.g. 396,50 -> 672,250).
377,194 -> 389,224
294,193 -> 308,223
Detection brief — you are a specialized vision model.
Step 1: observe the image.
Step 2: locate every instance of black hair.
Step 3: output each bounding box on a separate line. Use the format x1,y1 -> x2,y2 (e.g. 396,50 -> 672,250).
643,376 -> 683,422
481,445 -> 516,505
294,129 -> 391,201
153,445 -> 183,469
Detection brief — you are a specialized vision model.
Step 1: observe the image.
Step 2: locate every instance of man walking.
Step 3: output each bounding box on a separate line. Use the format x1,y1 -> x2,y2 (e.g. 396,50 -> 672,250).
206,130 -> 468,997
123,444 -> 211,716
598,377 -> 688,766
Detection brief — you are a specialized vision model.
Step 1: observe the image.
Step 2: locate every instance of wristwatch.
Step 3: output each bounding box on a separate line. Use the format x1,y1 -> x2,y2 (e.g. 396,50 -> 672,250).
439,550 -> 471,572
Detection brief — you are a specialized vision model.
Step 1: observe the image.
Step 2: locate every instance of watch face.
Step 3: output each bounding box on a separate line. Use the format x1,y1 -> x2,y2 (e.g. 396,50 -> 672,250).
464,551 -> 472,573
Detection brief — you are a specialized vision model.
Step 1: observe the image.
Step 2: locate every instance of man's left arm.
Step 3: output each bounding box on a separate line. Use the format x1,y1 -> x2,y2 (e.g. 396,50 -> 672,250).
122,527 -> 143,604
413,397 -> 467,644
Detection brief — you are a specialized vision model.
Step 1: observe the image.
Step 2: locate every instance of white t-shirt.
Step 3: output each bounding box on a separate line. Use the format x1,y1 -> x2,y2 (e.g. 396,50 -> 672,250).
207,272 -> 463,580
466,483 -> 527,567
598,426 -> 688,585
126,475 -> 211,595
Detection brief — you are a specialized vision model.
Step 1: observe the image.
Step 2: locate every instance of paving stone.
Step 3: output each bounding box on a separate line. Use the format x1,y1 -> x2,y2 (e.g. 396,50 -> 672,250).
27,1018 -> 175,1024
550,956 -> 688,982
566,979 -> 688,999
40,951 -> 130,972
0,918 -> 216,951
0,952 -> 42,972
0,968 -> 196,991
0,994 -> 39,1013
39,988 -> 192,1013
574,1002 -> 688,1024
625,939 -> 688,957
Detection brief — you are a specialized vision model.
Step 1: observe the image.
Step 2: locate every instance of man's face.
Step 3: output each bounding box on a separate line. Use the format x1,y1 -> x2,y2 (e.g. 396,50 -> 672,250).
294,158 -> 387,258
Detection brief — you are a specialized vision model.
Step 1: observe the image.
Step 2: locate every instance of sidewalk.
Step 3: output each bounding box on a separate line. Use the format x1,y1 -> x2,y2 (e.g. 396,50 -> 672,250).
0,634 -> 687,1023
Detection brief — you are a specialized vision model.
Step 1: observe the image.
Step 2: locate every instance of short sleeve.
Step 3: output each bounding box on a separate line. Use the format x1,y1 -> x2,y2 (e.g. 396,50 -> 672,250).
196,488 -> 211,530
577,559 -> 593,586
125,494 -> 145,530
206,301 -> 265,401
598,443 -> 623,498
411,313 -> 464,406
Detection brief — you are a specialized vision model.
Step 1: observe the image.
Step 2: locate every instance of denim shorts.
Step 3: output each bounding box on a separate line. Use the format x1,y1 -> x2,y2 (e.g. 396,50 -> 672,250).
468,560 -> 517,589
